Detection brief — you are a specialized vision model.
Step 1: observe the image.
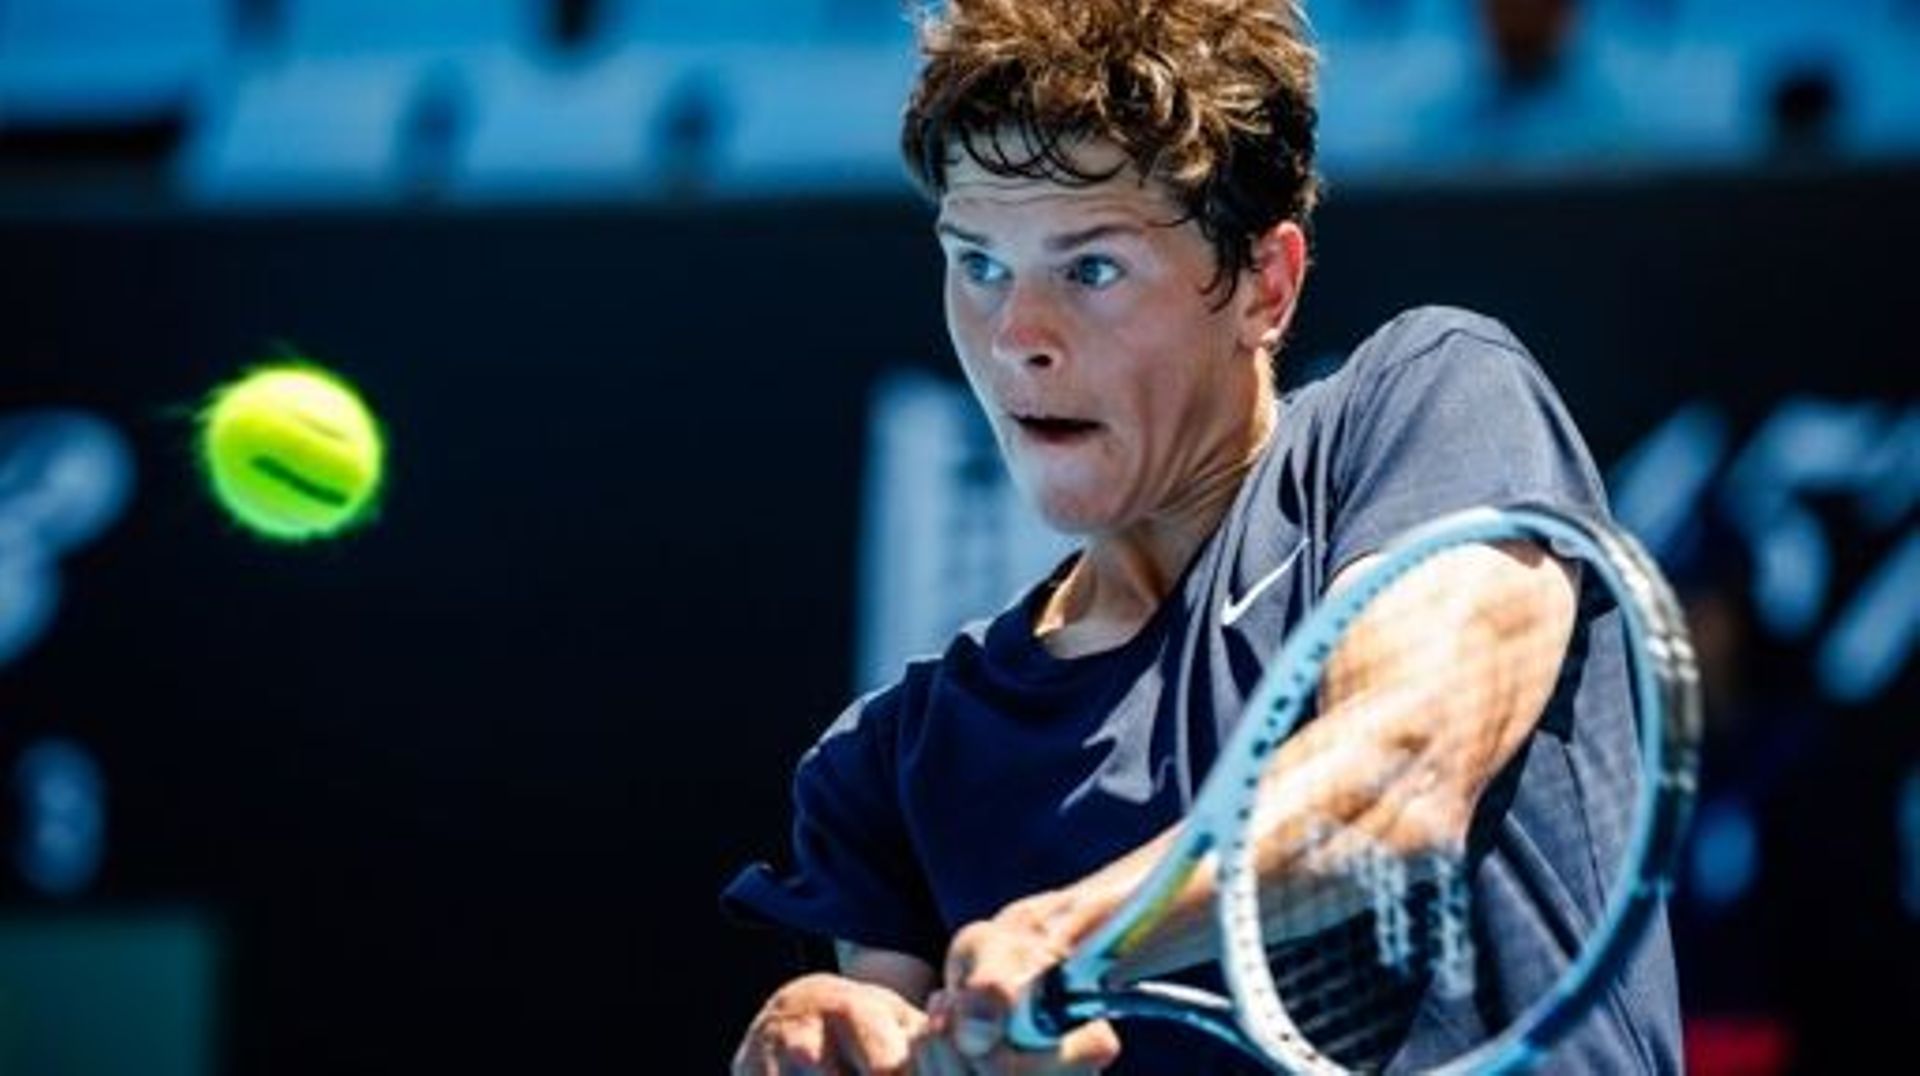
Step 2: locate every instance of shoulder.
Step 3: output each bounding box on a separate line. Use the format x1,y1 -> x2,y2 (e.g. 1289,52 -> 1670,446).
1324,304 -> 1570,436
1348,305 -> 1535,380
1280,305 -> 1542,426
808,657 -> 934,764
803,605 -> 1003,768
1300,306 -> 1605,572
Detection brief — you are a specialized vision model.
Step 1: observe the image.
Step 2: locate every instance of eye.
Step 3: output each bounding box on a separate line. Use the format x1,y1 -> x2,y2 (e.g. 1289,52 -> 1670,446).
1067,255 -> 1123,289
956,250 -> 1010,286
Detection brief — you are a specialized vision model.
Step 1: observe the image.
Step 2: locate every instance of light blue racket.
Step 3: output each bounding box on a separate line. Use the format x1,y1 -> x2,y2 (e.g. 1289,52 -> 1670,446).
1008,505 -> 1700,1073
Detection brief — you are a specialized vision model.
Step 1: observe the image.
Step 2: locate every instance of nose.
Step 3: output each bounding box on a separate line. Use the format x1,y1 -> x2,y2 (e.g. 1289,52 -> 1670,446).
990,278 -> 1062,372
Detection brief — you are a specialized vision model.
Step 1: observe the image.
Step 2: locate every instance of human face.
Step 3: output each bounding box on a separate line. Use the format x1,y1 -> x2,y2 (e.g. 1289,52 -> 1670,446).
936,142 -> 1272,535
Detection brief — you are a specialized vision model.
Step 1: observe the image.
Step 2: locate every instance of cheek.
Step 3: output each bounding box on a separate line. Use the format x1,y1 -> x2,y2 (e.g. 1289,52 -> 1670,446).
945,290 -> 1003,422
942,278 -> 963,347
944,282 -> 989,363
1165,309 -> 1242,393
1111,312 -> 1230,416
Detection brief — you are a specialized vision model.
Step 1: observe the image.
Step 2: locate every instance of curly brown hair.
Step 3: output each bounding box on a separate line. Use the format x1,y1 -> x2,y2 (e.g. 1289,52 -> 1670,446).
901,0 -> 1321,300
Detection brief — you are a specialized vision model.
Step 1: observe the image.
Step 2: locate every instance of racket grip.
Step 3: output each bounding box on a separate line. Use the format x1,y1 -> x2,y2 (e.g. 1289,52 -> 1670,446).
1005,966 -> 1073,1049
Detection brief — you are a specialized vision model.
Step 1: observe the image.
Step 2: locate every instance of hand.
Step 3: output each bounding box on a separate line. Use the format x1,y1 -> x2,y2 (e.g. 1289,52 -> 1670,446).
934,902 -> 1121,1074
911,990 -> 1117,1075
731,972 -> 928,1075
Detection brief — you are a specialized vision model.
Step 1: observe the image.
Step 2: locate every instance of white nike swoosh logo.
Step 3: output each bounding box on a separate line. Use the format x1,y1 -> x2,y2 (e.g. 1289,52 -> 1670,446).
1221,538 -> 1310,626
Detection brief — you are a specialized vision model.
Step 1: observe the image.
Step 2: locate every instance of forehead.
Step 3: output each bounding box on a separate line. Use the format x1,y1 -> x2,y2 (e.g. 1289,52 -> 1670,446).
936,137 -> 1183,226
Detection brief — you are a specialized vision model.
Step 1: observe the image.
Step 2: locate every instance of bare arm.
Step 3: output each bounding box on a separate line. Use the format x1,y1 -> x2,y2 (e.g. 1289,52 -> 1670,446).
943,541 -> 1579,1045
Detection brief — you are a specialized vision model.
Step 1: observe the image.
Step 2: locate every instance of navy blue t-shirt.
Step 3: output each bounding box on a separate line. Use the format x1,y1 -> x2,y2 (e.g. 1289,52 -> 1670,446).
724,307 -> 1682,1073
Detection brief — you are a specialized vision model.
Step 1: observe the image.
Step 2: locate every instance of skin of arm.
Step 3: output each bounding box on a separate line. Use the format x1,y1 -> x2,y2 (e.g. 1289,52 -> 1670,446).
939,539 -> 1580,1058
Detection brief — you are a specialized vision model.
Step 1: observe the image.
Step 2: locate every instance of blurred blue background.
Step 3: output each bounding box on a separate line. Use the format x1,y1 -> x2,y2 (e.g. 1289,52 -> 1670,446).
2,0 -> 1918,201
0,1 -> 1914,1073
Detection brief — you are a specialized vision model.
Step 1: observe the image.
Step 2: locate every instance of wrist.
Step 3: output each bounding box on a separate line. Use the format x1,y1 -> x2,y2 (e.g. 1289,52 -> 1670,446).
1001,884 -> 1109,960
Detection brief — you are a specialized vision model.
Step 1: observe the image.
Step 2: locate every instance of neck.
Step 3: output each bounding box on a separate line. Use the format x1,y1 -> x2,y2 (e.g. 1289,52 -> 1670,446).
1037,381 -> 1276,655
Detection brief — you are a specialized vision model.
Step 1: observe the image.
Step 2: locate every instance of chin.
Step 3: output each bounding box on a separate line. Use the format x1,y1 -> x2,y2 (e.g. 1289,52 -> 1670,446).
1025,487 -> 1122,536
1006,456 -> 1129,534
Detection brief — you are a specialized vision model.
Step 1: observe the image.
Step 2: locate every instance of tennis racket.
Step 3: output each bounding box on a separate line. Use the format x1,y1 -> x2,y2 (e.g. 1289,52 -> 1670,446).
1005,504 -> 1700,1073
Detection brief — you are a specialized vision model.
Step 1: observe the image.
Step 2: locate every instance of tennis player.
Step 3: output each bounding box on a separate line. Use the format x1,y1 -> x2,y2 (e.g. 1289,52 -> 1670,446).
725,1 -> 1681,1071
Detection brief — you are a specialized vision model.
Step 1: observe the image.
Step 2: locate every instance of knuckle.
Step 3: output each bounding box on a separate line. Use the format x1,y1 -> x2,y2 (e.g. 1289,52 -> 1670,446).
797,971 -> 842,994
951,922 -> 988,954
961,968 -> 1015,1004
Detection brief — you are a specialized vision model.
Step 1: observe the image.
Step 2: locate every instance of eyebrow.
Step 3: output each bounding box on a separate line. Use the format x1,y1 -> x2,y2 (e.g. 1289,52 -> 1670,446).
933,221 -> 1147,252
934,221 -> 990,246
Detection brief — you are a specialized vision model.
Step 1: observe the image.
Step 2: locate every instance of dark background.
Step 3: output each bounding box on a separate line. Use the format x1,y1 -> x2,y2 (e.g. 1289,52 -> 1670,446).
0,164 -> 1915,1071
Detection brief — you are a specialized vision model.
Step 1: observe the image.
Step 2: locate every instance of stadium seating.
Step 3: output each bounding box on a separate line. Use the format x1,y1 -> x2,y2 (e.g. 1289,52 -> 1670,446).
0,0 -> 228,125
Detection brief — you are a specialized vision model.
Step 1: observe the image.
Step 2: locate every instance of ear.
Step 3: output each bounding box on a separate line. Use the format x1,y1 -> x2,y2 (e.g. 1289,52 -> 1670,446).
1237,220 -> 1308,357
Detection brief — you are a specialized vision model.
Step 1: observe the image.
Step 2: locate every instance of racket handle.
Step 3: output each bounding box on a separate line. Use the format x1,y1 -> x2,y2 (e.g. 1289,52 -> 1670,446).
1005,966 -> 1073,1049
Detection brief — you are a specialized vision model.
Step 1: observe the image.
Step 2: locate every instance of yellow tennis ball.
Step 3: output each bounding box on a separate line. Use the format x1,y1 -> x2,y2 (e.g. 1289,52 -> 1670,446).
197,363 -> 386,542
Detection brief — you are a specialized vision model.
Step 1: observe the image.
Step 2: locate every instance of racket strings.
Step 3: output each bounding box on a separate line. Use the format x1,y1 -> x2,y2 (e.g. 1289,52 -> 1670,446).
1249,544 -> 1629,1070
1264,860 -> 1479,1071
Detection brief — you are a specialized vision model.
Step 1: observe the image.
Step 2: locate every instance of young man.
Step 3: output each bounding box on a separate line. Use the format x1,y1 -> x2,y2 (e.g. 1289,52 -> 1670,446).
726,1 -> 1681,1072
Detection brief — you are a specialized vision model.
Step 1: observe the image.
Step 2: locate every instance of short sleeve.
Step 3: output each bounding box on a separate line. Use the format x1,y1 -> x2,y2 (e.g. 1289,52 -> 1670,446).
1324,309 -> 1608,576
720,687 -> 947,965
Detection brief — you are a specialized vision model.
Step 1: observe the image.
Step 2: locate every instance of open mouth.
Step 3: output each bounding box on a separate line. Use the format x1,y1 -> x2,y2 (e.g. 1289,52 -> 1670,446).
1013,413 -> 1102,445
